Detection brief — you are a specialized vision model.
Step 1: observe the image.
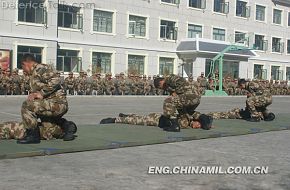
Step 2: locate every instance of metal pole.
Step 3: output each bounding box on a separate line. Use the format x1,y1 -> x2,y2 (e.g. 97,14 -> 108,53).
219,56 -> 223,92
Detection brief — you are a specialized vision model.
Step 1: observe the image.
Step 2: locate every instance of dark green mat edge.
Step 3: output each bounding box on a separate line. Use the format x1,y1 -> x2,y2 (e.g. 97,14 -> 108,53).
1,127 -> 289,160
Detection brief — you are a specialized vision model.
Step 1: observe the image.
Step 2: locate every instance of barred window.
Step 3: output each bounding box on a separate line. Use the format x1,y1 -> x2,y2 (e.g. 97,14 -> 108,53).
236,0 -> 250,18
255,35 -> 267,51
235,31 -> 246,43
161,0 -> 180,5
17,46 -> 43,69
160,20 -> 178,40
214,0 -> 229,14
159,57 -> 174,76
189,0 -> 206,9
93,10 -> 113,33
213,28 -> 225,41
92,52 -> 112,74
18,0 -> 47,24
256,5 -> 265,21
128,55 -> 145,75
57,49 -> 82,72
272,37 -> 283,53
129,15 -> 146,37
58,4 -> 83,30
273,9 -> 282,24
188,24 -> 202,38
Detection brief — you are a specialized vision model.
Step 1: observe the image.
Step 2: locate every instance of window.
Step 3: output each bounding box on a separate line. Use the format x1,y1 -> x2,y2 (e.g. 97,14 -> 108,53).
205,59 -> 239,79
214,0 -> 229,14
273,9 -> 282,25
213,28 -> 225,41
129,15 -> 147,37
57,49 -> 82,72
128,55 -> 145,75
236,0 -> 250,18
58,4 -> 83,30
235,31 -> 246,43
254,35 -> 268,51
92,52 -> 112,74
189,0 -> 206,9
288,12 -> 290,26
93,10 -> 113,33
253,64 -> 267,80
288,40 -> 290,54
272,37 -> 284,53
188,24 -> 202,38
160,20 -> 178,40
17,46 -> 43,69
256,5 -> 266,21
159,57 -> 174,75
161,0 -> 180,5
286,67 -> 290,80
18,0 -> 47,24
271,66 -> 283,80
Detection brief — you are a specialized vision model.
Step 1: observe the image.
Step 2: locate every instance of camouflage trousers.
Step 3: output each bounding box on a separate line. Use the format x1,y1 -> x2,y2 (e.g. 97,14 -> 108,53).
208,108 -> 264,120
163,94 -> 201,120
21,98 -> 68,138
115,113 -> 197,129
0,121 -> 64,140
246,94 -> 272,118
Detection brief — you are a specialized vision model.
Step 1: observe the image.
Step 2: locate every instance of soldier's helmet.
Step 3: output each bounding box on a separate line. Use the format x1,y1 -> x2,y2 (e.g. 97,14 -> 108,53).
275,80 -> 279,83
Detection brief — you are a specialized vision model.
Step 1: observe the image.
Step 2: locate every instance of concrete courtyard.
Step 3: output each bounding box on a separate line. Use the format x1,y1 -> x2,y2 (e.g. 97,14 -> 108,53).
0,96 -> 289,190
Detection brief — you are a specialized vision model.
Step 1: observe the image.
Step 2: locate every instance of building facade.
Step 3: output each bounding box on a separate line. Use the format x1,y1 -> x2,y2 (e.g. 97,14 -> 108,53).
0,0 -> 290,80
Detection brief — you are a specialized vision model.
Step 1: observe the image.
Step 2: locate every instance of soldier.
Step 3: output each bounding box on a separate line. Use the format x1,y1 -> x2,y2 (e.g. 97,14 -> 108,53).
238,79 -> 274,122
208,107 -> 274,121
197,72 -> 207,95
91,73 -> 103,95
75,71 -> 87,95
64,72 -> 75,95
103,73 -> 115,95
144,75 -> 152,96
153,74 -> 213,132
100,112 -> 202,129
10,69 -> 22,95
15,54 -> 77,144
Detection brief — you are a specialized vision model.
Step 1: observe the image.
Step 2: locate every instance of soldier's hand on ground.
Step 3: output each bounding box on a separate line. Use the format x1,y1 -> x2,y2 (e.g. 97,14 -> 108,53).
27,92 -> 43,101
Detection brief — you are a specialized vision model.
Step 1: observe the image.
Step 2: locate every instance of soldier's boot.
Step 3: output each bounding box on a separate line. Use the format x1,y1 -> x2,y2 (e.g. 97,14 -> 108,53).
119,113 -> 130,117
100,118 -> 116,124
247,117 -> 261,122
17,127 -> 41,144
61,119 -> 77,141
199,114 -> 213,130
158,116 -> 180,132
264,113 -> 275,121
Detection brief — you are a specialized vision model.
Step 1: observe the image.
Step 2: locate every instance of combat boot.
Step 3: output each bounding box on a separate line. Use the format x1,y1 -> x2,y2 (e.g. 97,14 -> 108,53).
61,120 -> 77,141
100,118 -> 116,124
163,118 -> 181,132
17,127 -> 41,144
119,113 -> 130,117
199,114 -> 213,130
264,113 -> 275,121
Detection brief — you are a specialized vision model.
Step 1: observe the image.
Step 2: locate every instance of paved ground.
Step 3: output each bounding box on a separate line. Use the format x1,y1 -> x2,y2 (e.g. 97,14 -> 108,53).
0,96 -> 290,190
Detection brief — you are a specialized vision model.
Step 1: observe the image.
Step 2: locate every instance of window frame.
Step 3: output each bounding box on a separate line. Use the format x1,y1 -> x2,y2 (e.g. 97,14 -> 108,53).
127,12 -> 150,39
253,33 -> 268,52
213,0 -> 229,15
271,36 -> 284,54
159,17 -> 178,42
235,0 -> 250,19
126,52 -> 148,75
188,0 -> 207,11
90,8 -> 117,36
187,22 -> 204,38
272,8 -> 283,26
56,47 -> 83,74
158,56 -> 176,76
212,26 -> 227,41
57,4 -> 83,32
254,3 -> 267,23
160,0 -> 180,7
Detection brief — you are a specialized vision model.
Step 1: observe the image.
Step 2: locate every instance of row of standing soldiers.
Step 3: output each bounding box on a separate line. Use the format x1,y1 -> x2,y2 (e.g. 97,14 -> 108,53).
1,69 -> 290,96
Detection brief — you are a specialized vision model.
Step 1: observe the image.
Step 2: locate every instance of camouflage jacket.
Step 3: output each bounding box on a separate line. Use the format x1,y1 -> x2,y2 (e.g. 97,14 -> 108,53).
30,63 -> 66,99
247,81 -> 270,96
164,74 -> 199,96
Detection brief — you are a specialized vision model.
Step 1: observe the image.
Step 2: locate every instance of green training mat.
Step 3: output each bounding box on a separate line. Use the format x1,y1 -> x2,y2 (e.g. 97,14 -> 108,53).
0,114 -> 289,160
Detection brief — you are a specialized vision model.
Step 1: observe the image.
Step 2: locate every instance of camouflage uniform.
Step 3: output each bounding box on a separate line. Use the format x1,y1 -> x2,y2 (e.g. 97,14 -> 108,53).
115,113 -> 199,129
208,108 -> 264,120
0,121 -> 64,140
162,74 -> 201,123
64,72 -> 75,95
245,81 -> 272,119
103,73 -> 115,95
21,63 -> 68,139
10,70 -> 22,95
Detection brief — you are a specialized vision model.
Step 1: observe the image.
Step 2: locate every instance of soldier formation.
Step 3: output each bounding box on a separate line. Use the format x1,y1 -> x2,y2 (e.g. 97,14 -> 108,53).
1,69 -> 290,96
